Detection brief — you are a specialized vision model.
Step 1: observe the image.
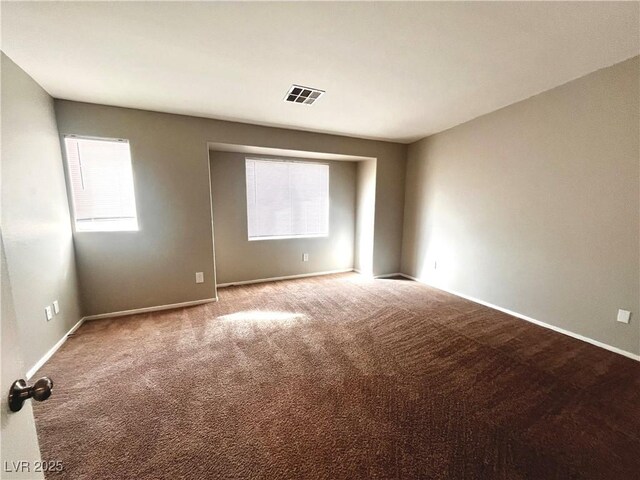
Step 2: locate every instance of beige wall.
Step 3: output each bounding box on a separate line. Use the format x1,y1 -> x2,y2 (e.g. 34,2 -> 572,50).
54,101 -> 406,315
354,159 -> 377,274
402,56 -> 640,355
372,147 -> 407,276
210,152 -> 356,284
1,53 -> 83,370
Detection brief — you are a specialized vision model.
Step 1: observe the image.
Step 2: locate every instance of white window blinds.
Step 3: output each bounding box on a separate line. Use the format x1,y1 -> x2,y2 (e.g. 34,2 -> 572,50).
246,158 -> 329,240
64,136 -> 138,232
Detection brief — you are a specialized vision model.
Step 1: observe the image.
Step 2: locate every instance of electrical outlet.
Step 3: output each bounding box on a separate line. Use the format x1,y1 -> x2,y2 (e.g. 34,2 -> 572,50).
617,309 -> 631,324
53,300 -> 60,314
303,253 -> 309,262
195,272 -> 204,284
45,306 -> 53,321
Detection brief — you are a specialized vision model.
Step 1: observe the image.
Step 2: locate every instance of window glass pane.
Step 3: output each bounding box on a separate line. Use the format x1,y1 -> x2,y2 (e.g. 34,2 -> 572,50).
245,159 -> 329,240
255,160 -> 291,237
64,137 -> 138,232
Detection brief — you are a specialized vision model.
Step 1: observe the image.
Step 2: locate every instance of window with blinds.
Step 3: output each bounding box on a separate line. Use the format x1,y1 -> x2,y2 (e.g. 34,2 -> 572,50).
64,136 -> 139,232
245,158 -> 329,240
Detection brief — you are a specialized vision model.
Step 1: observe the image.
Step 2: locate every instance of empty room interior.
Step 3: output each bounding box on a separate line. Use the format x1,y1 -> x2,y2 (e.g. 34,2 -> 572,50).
1,1 -> 639,479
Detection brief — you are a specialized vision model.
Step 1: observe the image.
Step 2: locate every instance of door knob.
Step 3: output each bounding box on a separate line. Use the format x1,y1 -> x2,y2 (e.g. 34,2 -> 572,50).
8,377 -> 53,412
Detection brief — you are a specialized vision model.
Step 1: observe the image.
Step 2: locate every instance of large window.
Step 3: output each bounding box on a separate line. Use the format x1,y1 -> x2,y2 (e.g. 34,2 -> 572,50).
64,136 -> 139,232
245,158 -> 329,240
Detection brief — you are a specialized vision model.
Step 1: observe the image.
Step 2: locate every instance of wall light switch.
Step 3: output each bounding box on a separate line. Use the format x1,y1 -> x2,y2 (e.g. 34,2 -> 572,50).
303,253 -> 309,262
617,309 -> 631,324
53,300 -> 60,314
45,306 -> 53,321
195,272 -> 204,284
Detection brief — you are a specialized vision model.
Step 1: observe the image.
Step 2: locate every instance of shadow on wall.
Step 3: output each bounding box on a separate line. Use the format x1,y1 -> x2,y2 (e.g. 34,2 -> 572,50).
355,159 -> 376,276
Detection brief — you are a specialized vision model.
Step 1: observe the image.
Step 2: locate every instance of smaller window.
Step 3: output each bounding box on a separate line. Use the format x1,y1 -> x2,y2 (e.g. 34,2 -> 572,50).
246,158 -> 329,241
64,136 -> 139,232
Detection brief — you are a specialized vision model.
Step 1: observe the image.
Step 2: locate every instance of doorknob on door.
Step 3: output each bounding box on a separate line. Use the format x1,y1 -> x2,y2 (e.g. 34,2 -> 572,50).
8,377 -> 53,412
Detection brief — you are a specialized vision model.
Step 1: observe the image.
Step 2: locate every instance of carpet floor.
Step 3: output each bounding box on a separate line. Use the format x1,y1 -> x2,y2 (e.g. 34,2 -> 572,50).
33,273 -> 639,479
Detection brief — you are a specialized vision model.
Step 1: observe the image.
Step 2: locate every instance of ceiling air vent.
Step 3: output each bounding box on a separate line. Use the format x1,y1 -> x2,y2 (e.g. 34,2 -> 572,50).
284,85 -> 324,105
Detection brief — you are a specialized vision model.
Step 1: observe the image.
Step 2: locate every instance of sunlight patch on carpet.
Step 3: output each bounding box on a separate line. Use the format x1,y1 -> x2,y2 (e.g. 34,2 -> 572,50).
217,310 -> 306,324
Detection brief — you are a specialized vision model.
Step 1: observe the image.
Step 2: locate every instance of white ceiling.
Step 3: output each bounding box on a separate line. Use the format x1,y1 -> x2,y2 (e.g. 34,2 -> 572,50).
2,2 -> 638,143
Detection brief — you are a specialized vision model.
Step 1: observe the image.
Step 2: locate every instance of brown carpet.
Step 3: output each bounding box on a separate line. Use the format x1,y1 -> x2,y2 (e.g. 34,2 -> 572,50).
33,273 -> 639,479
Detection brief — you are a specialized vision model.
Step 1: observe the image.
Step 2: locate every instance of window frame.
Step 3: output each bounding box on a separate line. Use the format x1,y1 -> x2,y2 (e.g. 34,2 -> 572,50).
245,157 -> 330,241
62,134 -> 140,234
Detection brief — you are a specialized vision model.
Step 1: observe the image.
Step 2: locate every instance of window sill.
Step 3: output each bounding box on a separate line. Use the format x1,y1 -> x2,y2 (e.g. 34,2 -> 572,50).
248,234 -> 328,241
75,218 -> 139,233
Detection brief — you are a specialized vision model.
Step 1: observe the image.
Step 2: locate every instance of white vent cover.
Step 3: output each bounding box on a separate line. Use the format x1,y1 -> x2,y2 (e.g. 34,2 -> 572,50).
284,85 -> 324,105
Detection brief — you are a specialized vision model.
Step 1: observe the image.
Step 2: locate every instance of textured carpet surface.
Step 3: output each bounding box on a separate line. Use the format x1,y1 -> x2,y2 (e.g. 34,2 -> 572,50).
33,274 -> 639,479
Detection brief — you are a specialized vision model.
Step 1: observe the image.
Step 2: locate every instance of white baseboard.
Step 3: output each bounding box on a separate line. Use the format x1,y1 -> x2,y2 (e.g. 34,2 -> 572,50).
217,268 -> 354,288
26,316 -> 86,380
83,297 -> 218,321
25,297 -> 218,377
375,272 -> 404,279
353,268 -> 372,276
400,273 -> 640,362
352,269 -> 404,279
28,271 -> 635,380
